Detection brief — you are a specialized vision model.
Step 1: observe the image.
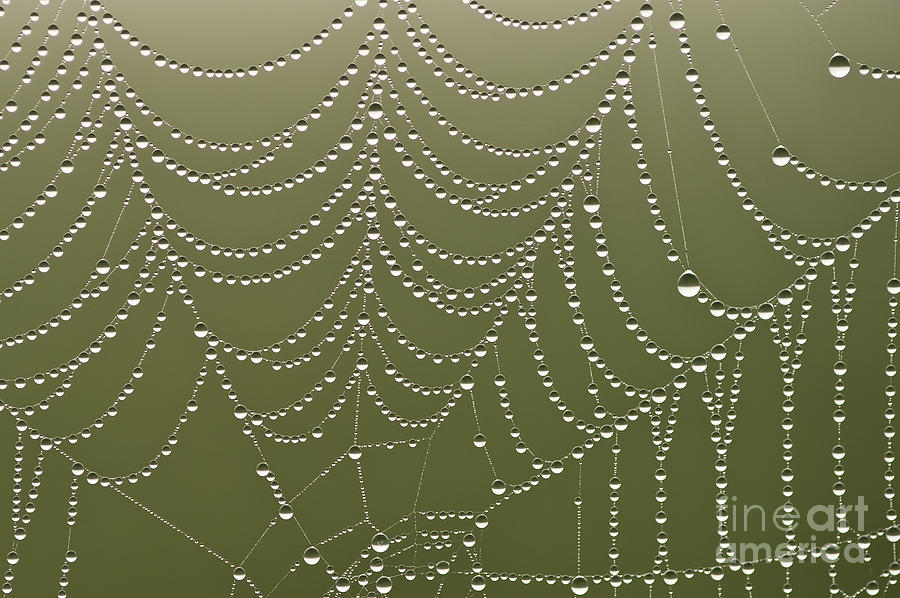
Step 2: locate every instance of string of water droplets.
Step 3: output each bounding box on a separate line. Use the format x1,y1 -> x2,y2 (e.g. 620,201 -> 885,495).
0,0 -> 899,596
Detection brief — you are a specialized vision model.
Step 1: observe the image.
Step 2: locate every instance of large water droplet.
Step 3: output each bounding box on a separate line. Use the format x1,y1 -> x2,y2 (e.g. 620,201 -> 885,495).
371,532 -> 390,553
771,145 -> 790,167
828,53 -> 851,78
677,270 -> 701,298
669,12 -> 685,29
583,195 -> 600,214
571,575 -> 590,595
490,478 -> 507,495
888,278 -> 900,295
303,546 -> 321,565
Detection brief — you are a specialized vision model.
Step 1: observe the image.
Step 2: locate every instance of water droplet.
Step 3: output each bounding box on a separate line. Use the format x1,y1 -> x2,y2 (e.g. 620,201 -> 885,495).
375,575 -> 392,594
772,145 -> 790,167
677,270 -> 701,298
490,478 -> 507,495
828,53 -> 851,78
888,278 -> 900,295
571,575 -> 590,595
303,546 -> 321,565
583,195 -> 600,214
371,532 -> 390,553
95,259 -> 111,275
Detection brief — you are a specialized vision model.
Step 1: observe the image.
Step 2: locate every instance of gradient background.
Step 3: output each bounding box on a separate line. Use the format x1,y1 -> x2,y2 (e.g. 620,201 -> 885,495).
1,0 -> 899,595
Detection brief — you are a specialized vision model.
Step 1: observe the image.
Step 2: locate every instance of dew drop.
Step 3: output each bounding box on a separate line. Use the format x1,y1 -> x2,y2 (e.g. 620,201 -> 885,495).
571,575 -> 590,595
371,532 -> 390,553
771,145 -> 790,167
95,259 -> 111,275
677,270 -> 701,298
828,53 -> 851,78
669,12 -> 685,29
303,546 -> 321,565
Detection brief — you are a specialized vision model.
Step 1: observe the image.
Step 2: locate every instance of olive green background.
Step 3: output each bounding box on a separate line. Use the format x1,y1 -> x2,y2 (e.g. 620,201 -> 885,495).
1,0 -> 899,595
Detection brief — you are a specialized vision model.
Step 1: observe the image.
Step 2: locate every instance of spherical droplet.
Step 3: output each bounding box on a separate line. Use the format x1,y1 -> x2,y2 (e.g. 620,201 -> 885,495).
375,576 -> 392,594
888,278 -> 900,295
715,24 -> 731,40
335,577 -> 351,592
583,195 -> 600,214
490,478 -> 507,495
95,259 -> 111,275
278,503 -> 294,520
471,574 -> 486,591
571,575 -> 590,595
828,53 -> 851,78
303,546 -> 321,565
677,270 -> 701,298
669,12 -> 685,29
371,532 -> 390,553
771,145 -> 791,167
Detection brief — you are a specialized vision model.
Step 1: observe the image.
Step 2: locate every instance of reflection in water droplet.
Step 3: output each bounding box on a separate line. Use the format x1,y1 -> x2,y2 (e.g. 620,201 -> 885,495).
828,53 -> 851,78
669,12 -> 685,29
677,270 -> 701,298
772,145 -> 791,167
303,546 -> 321,565
371,532 -> 390,553
888,278 -> 900,295
583,195 -> 600,214
571,575 -> 590,595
